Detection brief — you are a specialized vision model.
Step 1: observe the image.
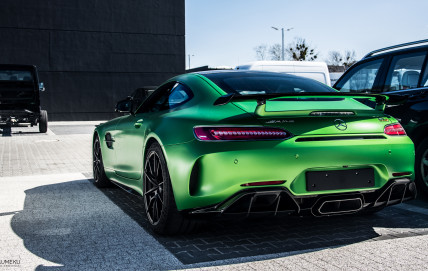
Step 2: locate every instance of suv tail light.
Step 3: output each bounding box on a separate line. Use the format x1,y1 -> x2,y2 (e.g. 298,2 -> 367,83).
384,123 -> 406,136
194,127 -> 290,141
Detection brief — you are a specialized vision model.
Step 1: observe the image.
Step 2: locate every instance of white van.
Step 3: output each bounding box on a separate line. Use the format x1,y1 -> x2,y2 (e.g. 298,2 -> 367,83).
236,61 -> 331,86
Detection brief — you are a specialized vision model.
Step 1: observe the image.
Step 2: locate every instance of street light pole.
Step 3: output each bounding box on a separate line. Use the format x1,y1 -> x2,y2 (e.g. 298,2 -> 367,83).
271,26 -> 293,61
281,28 -> 284,61
188,54 -> 194,70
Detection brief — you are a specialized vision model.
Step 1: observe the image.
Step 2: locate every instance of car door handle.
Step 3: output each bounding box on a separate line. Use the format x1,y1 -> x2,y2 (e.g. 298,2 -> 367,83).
134,119 -> 143,128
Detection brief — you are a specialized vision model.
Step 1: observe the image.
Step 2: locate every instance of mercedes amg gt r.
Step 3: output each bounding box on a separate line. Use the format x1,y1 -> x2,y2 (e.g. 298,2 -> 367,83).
93,71 -> 416,234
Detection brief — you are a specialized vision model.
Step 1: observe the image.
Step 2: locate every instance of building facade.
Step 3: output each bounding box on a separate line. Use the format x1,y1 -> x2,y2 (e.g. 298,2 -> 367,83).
0,0 -> 185,120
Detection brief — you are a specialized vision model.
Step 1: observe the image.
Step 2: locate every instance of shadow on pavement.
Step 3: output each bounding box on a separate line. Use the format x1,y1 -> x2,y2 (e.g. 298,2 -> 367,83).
11,179 -> 428,269
407,186 -> 428,207
49,125 -> 96,135
0,125 -> 11,136
98,182 -> 428,265
12,179 -> 178,270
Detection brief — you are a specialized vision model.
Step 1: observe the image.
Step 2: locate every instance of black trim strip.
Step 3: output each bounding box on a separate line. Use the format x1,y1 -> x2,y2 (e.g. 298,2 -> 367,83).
295,135 -> 386,142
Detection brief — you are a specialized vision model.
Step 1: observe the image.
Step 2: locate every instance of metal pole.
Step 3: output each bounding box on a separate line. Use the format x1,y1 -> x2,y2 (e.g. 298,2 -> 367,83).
188,54 -> 194,70
281,28 -> 284,61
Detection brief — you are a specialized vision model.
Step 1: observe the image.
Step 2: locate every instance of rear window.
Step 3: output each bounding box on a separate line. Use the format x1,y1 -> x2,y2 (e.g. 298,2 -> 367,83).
0,70 -> 33,82
203,72 -> 334,94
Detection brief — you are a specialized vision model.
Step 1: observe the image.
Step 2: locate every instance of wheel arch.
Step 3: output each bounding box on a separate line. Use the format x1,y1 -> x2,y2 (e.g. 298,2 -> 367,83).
142,134 -> 180,199
143,134 -> 165,162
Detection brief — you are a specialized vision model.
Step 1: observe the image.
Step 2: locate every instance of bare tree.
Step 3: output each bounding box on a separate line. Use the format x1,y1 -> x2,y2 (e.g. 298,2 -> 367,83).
326,50 -> 357,68
343,50 -> 357,68
269,44 -> 282,60
254,44 -> 268,60
327,50 -> 343,66
286,37 -> 318,61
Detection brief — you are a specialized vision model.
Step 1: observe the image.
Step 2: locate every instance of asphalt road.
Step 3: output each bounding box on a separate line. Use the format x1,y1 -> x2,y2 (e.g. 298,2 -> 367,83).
0,122 -> 427,270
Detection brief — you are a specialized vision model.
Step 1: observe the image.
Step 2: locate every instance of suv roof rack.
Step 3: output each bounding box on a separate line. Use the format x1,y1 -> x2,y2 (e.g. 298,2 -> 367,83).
363,39 -> 428,59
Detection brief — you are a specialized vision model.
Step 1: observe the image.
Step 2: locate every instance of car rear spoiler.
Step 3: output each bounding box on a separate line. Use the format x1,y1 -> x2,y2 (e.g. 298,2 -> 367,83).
213,92 -> 406,116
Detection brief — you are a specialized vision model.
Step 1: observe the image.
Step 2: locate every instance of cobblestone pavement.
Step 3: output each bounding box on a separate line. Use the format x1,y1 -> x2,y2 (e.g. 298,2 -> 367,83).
1,123 -> 428,270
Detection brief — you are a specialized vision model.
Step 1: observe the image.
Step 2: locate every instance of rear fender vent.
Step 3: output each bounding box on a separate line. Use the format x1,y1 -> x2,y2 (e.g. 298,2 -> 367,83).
189,159 -> 201,196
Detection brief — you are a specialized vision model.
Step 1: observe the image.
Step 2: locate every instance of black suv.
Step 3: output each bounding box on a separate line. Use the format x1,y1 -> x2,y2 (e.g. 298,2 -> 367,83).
0,64 -> 48,133
334,40 -> 428,195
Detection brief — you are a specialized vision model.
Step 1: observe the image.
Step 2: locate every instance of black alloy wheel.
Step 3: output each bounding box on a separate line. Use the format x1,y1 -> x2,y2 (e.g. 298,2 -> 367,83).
92,135 -> 111,188
143,143 -> 197,234
144,150 -> 164,225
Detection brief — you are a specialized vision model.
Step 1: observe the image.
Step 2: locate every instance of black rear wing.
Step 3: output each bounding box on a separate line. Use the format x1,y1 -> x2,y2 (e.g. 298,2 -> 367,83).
213,92 -> 406,117
214,92 -> 405,106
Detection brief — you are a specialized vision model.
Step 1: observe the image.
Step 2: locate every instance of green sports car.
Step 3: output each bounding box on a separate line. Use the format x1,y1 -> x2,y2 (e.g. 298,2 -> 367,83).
93,71 -> 416,234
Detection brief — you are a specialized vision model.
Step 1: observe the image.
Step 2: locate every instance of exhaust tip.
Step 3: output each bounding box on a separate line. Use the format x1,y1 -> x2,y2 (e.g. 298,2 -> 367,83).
318,198 -> 363,215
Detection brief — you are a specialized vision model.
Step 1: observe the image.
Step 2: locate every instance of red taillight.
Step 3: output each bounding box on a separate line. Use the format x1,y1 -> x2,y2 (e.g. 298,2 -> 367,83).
241,181 -> 285,187
384,124 -> 406,136
194,127 -> 290,141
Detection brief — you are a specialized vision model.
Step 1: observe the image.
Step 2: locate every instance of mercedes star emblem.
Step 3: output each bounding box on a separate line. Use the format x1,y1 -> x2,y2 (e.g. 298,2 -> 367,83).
334,119 -> 347,131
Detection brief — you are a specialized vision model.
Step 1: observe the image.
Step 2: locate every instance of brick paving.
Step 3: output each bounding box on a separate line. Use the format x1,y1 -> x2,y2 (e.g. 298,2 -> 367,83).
0,134 -> 91,177
0,122 -> 94,177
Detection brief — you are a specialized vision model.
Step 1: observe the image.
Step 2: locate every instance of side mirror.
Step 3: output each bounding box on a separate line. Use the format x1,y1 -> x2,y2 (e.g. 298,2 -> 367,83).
39,82 -> 45,92
115,97 -> 133,113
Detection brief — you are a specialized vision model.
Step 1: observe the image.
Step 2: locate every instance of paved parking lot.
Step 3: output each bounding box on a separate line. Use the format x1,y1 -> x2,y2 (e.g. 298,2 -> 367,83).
1,123 -> 428,270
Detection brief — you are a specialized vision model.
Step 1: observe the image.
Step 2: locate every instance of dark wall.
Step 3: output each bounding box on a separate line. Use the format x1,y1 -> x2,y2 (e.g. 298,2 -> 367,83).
0,0 -> 185,120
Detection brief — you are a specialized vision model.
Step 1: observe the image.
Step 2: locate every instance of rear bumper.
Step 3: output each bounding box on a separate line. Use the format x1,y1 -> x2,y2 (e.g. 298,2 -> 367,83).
189,178 -> 416,217
165,135 -> 414,210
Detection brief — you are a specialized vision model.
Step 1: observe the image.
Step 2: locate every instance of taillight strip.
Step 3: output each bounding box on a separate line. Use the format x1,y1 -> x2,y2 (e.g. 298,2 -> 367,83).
194,126 -> 291,141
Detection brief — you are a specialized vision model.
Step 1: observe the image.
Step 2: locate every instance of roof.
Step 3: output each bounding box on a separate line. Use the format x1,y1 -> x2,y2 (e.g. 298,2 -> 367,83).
194,70 -> 303,79
363,39 -> 428,59
236,61 -> 328,68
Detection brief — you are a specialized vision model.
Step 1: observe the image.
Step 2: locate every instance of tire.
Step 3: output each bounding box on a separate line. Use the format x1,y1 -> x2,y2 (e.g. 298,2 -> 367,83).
415,138 -> 428,196
39,110 -> 48,133
143,143 -> 197,235
92,135 -> 112,188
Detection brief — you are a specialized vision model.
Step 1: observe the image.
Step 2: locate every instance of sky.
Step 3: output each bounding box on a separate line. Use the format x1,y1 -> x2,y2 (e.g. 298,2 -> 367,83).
185,0 -> 428,69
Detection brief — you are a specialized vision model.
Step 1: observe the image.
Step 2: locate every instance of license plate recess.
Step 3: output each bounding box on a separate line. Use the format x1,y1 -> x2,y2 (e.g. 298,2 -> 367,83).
306,168 -> 375,192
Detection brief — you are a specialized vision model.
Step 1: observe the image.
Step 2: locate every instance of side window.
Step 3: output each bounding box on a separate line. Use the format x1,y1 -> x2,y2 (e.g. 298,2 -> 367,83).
137,82 -> 175,113
384,52 -> 426,91
139,82 -> 193,113
419,55 -> 428,87
168,84 -> 192,109
335,59 -> 383,93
